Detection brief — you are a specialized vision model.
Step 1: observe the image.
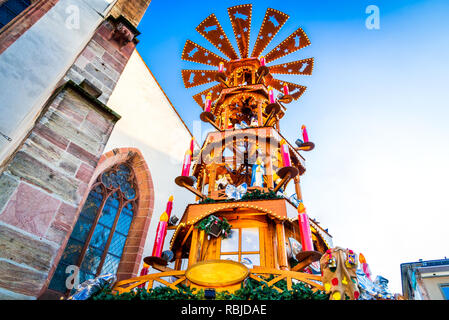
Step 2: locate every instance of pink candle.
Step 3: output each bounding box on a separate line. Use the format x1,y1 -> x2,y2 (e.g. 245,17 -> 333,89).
301,125 -> 309,143
152,212 -> 168,257
260,56 -> 266,67
268,86 -> 275,104
181,150 -> 192,176
204,92 -> 212,112
165,195 -> 174,219
162,196 -> 174,241
283,83 -> 289,96
138,265 -> 149,287
280,140 -> 291,167
218,62 -> 224,73
297,203 -> 314,251
189,137 -> 195,154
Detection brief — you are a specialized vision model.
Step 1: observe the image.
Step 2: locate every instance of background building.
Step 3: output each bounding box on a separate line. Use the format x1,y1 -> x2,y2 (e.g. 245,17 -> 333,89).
401,258 -> 449,300
0,0 -> 193,300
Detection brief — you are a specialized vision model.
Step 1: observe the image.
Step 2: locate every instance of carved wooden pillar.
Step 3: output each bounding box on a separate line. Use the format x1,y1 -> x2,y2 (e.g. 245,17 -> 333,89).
195,171 -> 202,202
188,228 -> 200,268
275,221 -> 288,270
223,107 -> 229,130
294,175 -> 303,201
257,102 -> 263,127
174,247 -> 183,270
208,164 -> 217,197
264,136 -> 274,189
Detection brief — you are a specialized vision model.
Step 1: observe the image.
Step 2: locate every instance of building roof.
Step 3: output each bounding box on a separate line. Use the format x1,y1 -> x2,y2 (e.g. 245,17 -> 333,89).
135,50 -> 200,147
400,258 -> 449,298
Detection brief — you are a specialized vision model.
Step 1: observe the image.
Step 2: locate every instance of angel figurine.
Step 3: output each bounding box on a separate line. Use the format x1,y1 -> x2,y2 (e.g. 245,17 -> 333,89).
251,157 -> 265,187
250,116 -> 258,127
216,174 -> 229,190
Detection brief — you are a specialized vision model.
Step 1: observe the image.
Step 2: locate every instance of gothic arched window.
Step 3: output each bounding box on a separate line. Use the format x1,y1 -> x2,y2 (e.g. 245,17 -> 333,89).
0,0 -> 32,30
48,163 -> 139,295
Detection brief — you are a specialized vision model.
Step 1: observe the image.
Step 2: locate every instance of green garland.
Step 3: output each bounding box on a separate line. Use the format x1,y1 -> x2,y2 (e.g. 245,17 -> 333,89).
195,215 -> 232,239
91,284 -> 201,301
199,189 -> 283,204
91,276 -> 329,300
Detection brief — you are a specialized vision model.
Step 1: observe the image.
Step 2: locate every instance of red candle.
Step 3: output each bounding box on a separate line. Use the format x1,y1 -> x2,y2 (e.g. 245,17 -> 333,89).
268,86 -> 275,104
204,92 -> 212,112
138,264 -> 149,287
283,83 -> 289,96
301,125 -> 309,143
218,62 -> 224,73
161,195 -> 174,253
189,137 -> 195,154
280,139 -> 291,167
260,56 -> 266,67
152,212 -> 168,257
181,150 -> 192,176
165,195 -> 174,219
297,203 -> 314,251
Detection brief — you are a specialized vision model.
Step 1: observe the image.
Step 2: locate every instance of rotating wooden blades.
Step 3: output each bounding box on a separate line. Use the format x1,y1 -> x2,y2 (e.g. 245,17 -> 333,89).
196,14 -> 238,60
182,40 -> 227,67
228,4 -> 252,58
192,84 -> 223,107
268,58 -> 314,75
269,79 -> 307,100
182,70 -> 217,88
251,8 -> 289,58
264,28 -> 311,63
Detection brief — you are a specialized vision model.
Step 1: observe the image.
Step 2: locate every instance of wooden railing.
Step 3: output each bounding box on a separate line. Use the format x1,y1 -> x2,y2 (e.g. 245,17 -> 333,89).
249,267 -> 324,292
112,267 -> 323,295
113,270 -> 188,295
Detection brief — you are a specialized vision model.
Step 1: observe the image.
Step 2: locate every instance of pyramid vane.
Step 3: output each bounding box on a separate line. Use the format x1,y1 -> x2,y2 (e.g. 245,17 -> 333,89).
227,4 -> 252,58
182,40 -> 228,67
196,14 -> 238,60
264,27 -> 311,63
182,69 -> 217,88
251,8 -> 289,58
268,78 -> 307,100
268,58 -> 314,75
183,6 -> 313,106
192,84 -> 223,107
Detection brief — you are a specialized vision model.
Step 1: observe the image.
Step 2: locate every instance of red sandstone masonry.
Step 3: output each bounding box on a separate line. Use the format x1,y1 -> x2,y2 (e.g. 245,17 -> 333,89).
66,142 -> 99,167
75,163 -> 95,184
0,82 -> 119,299
34,123 -> 70,151
102,51 -> 125,74
86,109 -> 113,133
0,182 -> 61,238
67,19 -> 138,102
0,2 -> 151,298
54,202 -> 78,226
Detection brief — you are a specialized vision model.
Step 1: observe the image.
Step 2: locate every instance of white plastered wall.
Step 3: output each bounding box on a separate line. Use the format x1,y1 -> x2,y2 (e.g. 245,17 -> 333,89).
0,0 -> 116,165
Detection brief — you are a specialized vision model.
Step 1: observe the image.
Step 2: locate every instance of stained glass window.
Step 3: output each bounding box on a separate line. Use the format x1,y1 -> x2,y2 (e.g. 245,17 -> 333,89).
48,163 -> 138,295
0,0 -> 31,29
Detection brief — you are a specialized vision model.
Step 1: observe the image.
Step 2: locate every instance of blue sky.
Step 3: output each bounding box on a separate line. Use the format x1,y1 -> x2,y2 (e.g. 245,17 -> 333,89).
137,0 -> 449,294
